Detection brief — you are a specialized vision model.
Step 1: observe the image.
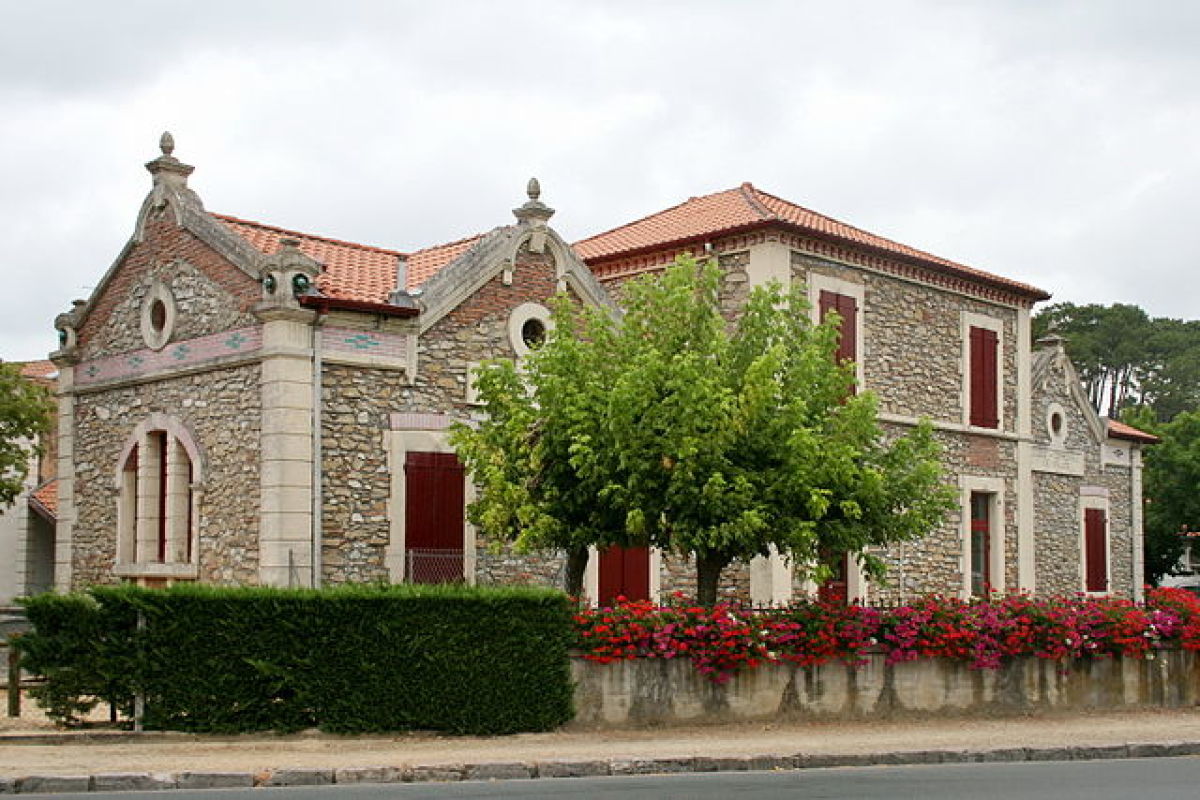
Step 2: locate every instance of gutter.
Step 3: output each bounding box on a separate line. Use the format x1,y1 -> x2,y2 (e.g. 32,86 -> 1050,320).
299,295 -> 419,318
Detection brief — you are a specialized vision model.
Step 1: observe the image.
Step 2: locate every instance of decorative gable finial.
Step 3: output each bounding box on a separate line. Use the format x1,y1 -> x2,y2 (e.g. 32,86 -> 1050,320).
513,176 -> 554,227
145,129 -> 194,189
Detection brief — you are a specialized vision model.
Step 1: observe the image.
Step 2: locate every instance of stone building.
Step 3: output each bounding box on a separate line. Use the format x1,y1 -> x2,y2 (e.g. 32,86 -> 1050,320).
0,360 -> 58,605
48,134 -> 1155,603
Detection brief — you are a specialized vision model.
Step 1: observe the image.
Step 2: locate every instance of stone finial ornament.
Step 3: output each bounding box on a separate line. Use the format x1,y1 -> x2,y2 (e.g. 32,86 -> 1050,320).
513,176 -> 554,227
1035,333 -> 1067,351
145,130 -> 194,189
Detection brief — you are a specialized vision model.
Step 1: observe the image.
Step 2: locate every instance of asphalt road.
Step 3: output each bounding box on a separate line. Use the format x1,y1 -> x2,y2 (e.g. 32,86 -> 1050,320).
37,757 -> 1200,799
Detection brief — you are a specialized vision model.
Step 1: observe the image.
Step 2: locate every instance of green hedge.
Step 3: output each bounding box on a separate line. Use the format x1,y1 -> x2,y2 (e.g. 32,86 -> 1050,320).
17,583 -> 574,735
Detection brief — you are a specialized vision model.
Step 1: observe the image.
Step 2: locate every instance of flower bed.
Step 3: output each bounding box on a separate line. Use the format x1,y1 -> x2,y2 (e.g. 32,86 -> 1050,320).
574,588 -> 1200,684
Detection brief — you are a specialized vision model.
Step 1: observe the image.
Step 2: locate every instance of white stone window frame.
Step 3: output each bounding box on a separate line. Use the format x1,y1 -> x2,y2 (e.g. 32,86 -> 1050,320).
959,475 -> 1005,600
807,273 -> 866,391
1045,401 -> 1069,449
961,311 -> 1005,431
385,427 -> 478,585
140,280 -> 177,351
1079,488 -> 1111,596
112,413 -> 202,581
507,302 -> 553,359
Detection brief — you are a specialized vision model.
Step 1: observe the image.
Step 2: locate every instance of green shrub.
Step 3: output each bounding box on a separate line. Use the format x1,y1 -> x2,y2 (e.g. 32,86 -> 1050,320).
17,583 -> 574,735
16,592 -> 137,724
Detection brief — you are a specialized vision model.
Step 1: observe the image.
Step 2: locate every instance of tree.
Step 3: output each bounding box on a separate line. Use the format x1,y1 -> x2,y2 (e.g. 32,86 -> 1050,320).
453,257 -> 955,603
0,362 -> 54,507
1122,405 -> 1200,585
450,296 -> 627,597
1033,302 -> 1200,422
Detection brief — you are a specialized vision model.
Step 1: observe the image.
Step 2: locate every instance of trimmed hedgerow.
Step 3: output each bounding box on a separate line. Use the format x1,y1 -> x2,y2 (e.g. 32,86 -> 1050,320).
17,583 -> 574,735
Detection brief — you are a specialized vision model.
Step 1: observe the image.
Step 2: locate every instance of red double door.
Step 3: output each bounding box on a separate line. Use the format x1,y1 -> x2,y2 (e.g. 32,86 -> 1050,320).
597,546 -> 650,606
404,451 -> 465,583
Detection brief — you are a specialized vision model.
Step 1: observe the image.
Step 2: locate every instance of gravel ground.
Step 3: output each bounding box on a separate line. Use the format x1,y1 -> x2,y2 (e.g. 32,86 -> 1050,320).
3,689 -> 1200,778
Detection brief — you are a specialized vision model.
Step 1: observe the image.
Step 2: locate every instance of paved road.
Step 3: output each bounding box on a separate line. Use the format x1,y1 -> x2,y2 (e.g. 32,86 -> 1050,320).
38,757 -> 1200,799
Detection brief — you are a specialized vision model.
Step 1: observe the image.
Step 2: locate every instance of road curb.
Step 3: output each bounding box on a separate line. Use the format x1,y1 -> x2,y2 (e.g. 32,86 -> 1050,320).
3,740 -> 1200,792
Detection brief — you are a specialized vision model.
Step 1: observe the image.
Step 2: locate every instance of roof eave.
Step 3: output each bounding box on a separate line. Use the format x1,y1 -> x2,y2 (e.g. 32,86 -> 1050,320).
581,220 -> 1052,302
299,295 -> 420,318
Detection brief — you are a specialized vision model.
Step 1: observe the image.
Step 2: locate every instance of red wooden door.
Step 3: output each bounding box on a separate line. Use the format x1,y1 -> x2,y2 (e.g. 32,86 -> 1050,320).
1085,508 -> 1108,592
818,552 -> 850,605
597,546 -> 650,606
404,451 -> 465,583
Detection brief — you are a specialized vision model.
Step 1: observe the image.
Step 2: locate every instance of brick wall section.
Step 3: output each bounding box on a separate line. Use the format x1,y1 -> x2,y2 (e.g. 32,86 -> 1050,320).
77,211 -> 259,360
70,365 -> 262,587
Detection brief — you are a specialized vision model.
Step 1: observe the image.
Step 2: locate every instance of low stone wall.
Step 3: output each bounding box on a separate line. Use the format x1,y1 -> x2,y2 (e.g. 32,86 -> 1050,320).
571,650 -> 1200,727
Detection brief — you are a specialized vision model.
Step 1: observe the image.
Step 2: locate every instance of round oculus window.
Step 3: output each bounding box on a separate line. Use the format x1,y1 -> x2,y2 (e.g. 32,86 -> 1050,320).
140,282 -> 176,351
521,317 -> 547,350
149,299 -> 168,333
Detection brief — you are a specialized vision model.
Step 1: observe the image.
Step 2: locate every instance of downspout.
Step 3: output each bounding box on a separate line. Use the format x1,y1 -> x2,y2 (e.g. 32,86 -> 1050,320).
311,313 -> 326,588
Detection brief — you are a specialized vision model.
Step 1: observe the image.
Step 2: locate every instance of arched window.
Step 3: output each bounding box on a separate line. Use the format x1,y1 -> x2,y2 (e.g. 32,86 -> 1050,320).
114,416 -> 202,579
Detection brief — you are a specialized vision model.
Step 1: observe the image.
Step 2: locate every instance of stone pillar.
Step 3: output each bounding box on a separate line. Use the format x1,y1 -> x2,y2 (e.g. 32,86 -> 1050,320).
52,366 -> 76,591
164,436 -> 190,562
136,431 -> 161,562
257,307 -> 316,587
1015,306 -> 1036,593
1131,448 -> 1145,602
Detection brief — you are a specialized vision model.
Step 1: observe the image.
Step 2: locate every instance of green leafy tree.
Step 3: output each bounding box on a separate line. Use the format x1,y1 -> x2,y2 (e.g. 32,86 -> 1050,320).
451,299 -> 627,597
1034,303 -> 1200,421
454,257 -> 955,603
1122,405 -> 1200,584
0,362 -> 53,507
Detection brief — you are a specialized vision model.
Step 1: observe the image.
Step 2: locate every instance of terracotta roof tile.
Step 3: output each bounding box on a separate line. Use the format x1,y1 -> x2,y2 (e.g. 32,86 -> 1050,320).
574,183 -> 1050,300
215,214 -> 404,304
406,234 -> 485,289
1107,419 -> 1160,444
17,360 -> 57,382
30,478 -> 57,521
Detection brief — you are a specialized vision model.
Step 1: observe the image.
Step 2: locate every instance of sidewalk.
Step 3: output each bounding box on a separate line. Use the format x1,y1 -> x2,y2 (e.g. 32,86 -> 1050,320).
3,688 -> 1200,792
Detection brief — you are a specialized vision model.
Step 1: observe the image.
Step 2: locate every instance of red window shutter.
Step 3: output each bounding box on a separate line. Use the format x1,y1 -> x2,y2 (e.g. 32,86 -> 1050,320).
1085,508 -> 1108,592
970,327 -> 999,428
404,452 -> 466,583
836,294 -> 857,364
819,290 -> 859,368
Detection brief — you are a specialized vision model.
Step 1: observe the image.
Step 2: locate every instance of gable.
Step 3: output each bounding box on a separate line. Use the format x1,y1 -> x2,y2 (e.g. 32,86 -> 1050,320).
75,210 -> 260,362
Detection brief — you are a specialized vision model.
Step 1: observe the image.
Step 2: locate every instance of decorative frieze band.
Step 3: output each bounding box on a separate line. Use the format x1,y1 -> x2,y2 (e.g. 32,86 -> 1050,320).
76,326 -> 262,388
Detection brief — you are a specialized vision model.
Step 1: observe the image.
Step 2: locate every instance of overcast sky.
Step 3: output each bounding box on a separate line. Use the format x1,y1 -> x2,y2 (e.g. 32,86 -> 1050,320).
2,0 -> 1197,362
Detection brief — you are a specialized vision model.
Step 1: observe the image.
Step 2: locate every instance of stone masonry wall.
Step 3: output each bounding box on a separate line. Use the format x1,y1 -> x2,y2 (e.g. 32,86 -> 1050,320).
791,252 -> 1019,431
319,239 -> 571,587
70,365 -> 262,588
77,212 -> 259,361
1031,355 -> 1136,597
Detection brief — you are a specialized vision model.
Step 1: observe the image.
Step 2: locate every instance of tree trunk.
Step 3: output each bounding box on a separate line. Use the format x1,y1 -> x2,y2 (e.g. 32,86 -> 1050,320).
695,551 -> 731,606
564,545 -> 589,598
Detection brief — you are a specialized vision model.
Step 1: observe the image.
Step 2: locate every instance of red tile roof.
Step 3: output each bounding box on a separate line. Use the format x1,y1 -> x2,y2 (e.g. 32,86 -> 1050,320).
215,214 -> 404,304
30,479 -> 57,522
1107,419 -> 1159,444
18,360 -> 57,381
406,234 -> 484,289
574,183 -> 1051,300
